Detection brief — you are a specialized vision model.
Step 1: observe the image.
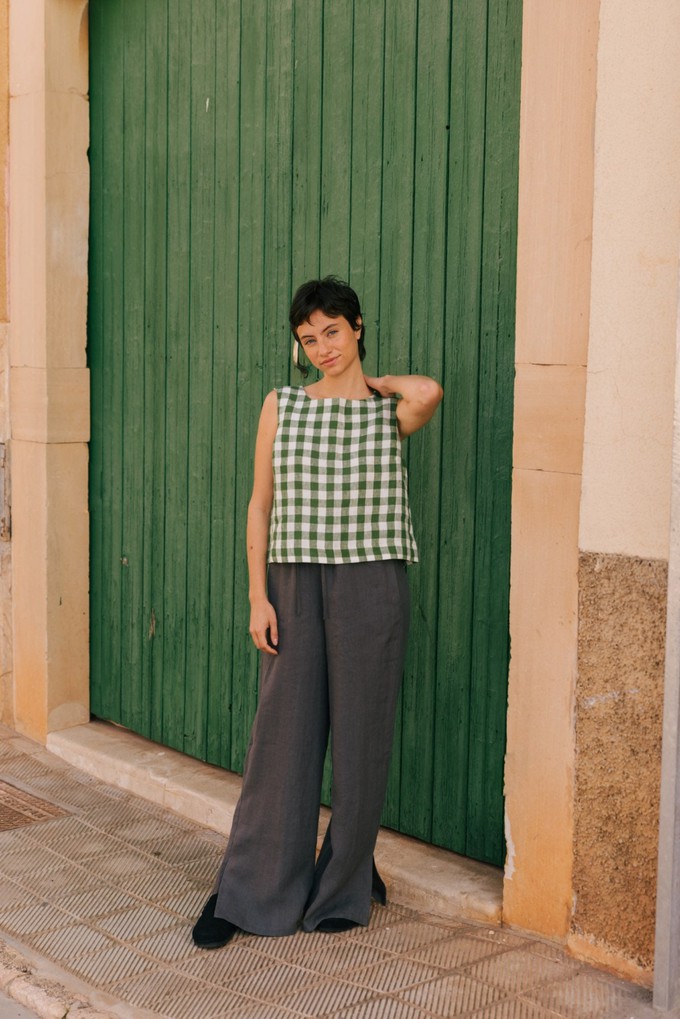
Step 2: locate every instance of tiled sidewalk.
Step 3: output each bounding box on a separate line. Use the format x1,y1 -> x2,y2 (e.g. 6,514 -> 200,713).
0,725 -> 662,1019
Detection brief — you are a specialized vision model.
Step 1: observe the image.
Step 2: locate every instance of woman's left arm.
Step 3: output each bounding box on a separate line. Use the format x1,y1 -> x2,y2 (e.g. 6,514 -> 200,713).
364,374 -> 444,438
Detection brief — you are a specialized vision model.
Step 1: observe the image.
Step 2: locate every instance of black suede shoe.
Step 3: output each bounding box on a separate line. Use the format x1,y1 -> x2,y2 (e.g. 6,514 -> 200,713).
371,859 -> 387,906
315,917 -> 361,933
192,894 -> 239,949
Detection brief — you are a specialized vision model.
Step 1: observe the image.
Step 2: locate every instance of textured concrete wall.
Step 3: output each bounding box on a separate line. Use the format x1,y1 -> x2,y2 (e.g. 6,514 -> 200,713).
573,552 -> 666,970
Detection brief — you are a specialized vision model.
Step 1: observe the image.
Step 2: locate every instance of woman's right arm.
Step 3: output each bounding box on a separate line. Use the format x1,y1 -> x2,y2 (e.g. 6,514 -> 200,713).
247,390 -> 279,655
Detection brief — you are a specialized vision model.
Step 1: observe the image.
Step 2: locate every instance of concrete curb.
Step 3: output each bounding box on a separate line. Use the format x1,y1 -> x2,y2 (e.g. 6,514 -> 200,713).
47,720 -> 503,926
0,945 -> 115,1019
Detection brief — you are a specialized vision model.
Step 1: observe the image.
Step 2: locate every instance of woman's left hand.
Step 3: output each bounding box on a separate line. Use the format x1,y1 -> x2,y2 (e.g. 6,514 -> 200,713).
363,375 -> 392,398
364,373 -> 443,438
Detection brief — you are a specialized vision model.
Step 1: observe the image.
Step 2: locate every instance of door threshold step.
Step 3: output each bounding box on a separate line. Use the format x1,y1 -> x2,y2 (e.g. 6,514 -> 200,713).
47,719 -> 503,926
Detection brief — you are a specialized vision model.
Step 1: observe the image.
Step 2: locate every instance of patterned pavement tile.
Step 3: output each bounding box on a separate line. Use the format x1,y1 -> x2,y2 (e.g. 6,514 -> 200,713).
464,997 -> 570,1019
247,930 -> 336,963
464,948 -> 580,995
21,815 -> 114,858
398,973 -> 509,1017
406,932 -> 515,970
132,923 -> 203,964
346,919 -> 456,956
526,971 -> 653,1019
64,942 -> 158,986
163,886 -> 211,921
222,958 -> 327,1002
27,922 -> 114,960
347,957 -> 443,994
0,876 -> 33,909
113,866 -> 200,904
96,903 -> 183,942
0,727 -> 663,1019
273,975 -> 378,1017
284,938 -> 393,978
154,981 -> 255,1019
0,899 -> 74,937
24,861 -> 101,898
325,997 -> 439,1019
211,1000 -> 309,1019
171,942 -> 278,985
54,885 -> 140,920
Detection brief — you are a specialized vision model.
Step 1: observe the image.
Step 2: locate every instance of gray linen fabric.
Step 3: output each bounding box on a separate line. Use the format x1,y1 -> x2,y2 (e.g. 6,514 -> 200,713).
212,560 -> 410,936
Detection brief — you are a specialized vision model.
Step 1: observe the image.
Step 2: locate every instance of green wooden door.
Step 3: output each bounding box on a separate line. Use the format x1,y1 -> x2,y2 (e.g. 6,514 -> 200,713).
88,0 -> 521,866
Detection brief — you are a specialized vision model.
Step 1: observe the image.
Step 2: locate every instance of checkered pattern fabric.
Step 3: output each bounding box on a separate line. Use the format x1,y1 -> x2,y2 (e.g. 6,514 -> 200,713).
268,386 -> 418,564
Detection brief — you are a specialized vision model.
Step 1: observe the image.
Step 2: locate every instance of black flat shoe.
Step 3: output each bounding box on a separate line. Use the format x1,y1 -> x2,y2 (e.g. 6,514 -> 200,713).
192,893 -> 240,949
371,859 -> 387,906
315,917 -> 361,933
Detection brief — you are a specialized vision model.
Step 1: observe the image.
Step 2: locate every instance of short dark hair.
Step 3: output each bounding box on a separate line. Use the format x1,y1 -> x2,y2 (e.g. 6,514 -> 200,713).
289,276 -> 366,376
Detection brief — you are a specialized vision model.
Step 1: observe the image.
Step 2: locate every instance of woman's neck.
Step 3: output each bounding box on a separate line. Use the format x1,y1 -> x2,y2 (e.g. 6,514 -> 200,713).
305,368 -> 371,401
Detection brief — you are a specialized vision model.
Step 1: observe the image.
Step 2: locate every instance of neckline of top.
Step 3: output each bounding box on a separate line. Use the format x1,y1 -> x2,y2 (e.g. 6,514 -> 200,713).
298,386 -> 378,403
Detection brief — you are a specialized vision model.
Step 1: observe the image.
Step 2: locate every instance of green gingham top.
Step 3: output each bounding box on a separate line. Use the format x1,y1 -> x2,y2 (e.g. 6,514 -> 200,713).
268,386 -> 418,564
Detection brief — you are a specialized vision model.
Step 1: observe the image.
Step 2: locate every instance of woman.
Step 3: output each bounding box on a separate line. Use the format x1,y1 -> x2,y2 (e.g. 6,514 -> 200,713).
193,276 -> 443,948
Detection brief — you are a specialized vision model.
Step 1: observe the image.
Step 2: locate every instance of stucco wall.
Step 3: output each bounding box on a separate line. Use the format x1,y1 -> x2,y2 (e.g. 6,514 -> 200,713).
579,0 -> 680,562
0,0 -> 11,726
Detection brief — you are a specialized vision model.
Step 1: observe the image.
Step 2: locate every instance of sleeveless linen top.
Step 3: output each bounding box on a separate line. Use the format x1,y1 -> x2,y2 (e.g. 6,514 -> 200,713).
268,386 -> 418,564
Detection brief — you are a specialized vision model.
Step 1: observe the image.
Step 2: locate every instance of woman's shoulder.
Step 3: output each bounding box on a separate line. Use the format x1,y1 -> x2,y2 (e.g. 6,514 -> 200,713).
259,389 -> 279,423
262,386 -> 307,420
271,385 -> 308,406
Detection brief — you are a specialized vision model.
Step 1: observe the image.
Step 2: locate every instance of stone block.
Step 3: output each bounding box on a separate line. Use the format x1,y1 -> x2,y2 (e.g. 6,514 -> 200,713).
514,364 -> 586,475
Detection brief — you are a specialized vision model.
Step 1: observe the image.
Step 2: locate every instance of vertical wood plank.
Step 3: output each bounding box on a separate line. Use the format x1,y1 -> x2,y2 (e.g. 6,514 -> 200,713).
161,0 -> 192,752
142,0 -> 169,746
348,0 -> 385,355
398,0 -> 452,843
182,0 -> 217,761
206,0 -> 241,768
466,0 -> 522,864
319,0 -> 353,277
376,0 -> 417,380
432,0 -> 489,853
263,0 -> 294,390
291,0 -> 323,287
375,0 -> 418,832
230,0 -> 268,771
120,0 -> 148,735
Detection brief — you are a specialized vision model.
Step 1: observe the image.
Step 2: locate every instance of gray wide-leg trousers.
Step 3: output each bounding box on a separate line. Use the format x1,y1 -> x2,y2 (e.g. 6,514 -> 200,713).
212,560 -> 410,936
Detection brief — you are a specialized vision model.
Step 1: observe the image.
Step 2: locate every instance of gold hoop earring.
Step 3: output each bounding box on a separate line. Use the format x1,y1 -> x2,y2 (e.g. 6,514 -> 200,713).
293,340 -> 301,367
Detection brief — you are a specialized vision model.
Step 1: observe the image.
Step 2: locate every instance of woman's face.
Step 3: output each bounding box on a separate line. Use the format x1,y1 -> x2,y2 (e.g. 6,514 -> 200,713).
295,310 -> 362,376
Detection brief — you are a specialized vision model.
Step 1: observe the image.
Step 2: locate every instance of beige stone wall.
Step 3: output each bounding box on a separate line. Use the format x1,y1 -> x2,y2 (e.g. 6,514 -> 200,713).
8,0 -> 90,741
505,0 -> 596,941
0,0 -> 11,726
